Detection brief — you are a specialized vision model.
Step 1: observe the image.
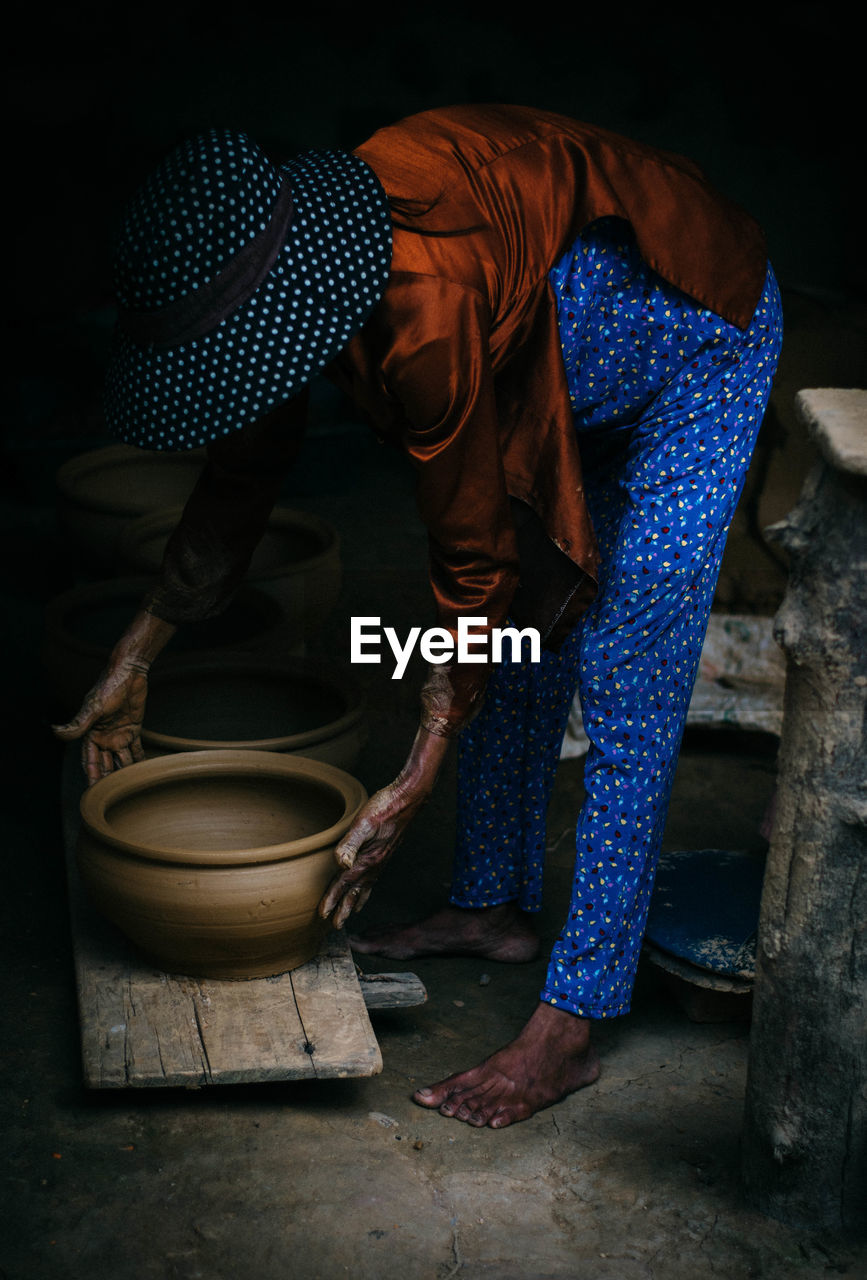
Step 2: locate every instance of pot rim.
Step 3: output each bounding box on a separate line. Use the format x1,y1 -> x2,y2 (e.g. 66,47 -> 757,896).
56,444 -> 207,518
78,748 -> 368,866
119,504 -> 340,581
140,655 -> 364,753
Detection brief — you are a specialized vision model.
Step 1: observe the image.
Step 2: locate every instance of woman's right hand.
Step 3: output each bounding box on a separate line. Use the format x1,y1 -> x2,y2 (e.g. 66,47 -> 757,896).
52,661 -> 150,786
51,608 -> 177,786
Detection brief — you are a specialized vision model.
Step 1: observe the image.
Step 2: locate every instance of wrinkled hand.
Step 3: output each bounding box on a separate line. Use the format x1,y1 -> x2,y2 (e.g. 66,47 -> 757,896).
319,774 -> 432,930
52,662 -> 149,786
319,725 -> 451,928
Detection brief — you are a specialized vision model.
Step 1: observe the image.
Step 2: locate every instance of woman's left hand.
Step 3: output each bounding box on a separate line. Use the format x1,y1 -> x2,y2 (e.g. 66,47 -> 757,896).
318,725 -> 451,929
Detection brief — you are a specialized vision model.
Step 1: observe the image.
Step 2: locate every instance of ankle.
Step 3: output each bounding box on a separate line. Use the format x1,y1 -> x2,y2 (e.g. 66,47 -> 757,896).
527,1001 -> 592,1047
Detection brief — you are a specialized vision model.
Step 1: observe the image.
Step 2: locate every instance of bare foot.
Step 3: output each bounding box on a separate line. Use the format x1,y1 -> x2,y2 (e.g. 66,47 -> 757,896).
412,1002 -> 599,1128
348,902 -> 539,962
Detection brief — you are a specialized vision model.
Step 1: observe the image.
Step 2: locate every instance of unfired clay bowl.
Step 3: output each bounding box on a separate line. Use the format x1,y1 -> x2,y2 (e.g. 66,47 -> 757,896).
119,505 -> 341,639
76,750 -> 367,979
43,577 -> 286,714
142,656 -> 366,772
55,445 -> 207,569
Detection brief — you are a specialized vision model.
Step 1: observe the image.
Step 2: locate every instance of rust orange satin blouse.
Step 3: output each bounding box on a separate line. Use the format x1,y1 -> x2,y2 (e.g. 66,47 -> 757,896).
329,105 -> 767,731
148,105 -> 768,736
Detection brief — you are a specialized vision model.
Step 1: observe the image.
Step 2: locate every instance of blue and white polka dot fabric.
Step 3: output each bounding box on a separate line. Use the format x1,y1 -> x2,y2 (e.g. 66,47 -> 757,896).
105,129 -> 392,450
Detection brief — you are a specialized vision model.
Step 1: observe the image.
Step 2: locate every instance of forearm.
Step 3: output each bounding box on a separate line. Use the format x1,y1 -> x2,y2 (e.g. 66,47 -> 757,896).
419,659 -> 489,738
416,530 -> 520,738
145,394 -> 307,625
107,609 -> 177,672
142,480 -> 271,624
396,721 -> 452,792
143,457 -> 287,624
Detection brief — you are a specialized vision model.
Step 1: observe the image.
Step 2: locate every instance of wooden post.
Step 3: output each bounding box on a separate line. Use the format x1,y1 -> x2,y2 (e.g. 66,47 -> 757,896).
742,389 -> 867,1236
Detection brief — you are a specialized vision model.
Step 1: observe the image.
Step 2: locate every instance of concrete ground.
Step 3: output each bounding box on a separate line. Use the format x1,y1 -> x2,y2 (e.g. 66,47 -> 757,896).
2,289 -> 866,1279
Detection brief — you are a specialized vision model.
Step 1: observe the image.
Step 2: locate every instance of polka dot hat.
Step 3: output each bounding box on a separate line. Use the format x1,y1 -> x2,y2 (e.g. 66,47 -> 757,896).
104,128 -> 392,450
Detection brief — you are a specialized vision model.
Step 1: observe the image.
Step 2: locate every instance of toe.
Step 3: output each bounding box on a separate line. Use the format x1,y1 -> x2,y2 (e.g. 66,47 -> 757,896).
413,1064 -> 497,1117
413,1083 -> 451,1108
438,1090 -> 468,1117
488,1103 -> 530,1128
458,1091 -> 500,1128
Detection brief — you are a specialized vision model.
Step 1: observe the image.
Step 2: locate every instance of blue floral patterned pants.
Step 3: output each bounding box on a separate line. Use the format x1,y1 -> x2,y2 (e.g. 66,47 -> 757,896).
451,219 -> 783,1019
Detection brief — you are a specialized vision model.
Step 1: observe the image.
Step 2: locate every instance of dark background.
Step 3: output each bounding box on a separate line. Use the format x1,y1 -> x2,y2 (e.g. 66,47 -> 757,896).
6,1 -> 862,470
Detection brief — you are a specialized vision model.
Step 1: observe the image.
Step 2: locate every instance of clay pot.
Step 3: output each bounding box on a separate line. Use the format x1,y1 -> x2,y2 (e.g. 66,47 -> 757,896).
142,656 -> 366,771
55,444 -> 206,569
43,576 -> 287,715
76,750 -> 367,978
119,505 -> 341,638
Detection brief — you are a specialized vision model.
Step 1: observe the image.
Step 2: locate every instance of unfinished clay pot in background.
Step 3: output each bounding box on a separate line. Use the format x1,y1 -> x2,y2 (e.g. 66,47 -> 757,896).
142,655 -> 366,772
119,505 -> 341,640
42,576 -> 290,715
76,749 -> 367,979
55,444 -> 207,571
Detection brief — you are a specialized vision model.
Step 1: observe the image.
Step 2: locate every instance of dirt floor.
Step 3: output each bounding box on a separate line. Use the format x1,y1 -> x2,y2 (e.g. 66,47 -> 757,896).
1,288 -> 866,1279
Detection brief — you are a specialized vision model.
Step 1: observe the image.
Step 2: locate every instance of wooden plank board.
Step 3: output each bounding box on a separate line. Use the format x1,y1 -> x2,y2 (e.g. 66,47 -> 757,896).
61,747 -> 383,1088
357,971 -> 428,1010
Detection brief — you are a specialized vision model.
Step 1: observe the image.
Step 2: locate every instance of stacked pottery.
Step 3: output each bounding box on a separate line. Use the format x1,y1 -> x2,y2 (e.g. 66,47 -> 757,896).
55,444 -> 342,641
49,443 -> 349,721
118,505 -> 341,642
76,750 -> 367,978
55,443 -> 207,572
55,444 -> 367,980
43,577 -> 287,715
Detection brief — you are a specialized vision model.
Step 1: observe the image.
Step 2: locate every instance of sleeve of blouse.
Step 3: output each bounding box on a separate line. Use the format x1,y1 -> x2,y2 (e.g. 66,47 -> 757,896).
381,277 -> 520,736
143,391 -> 308,625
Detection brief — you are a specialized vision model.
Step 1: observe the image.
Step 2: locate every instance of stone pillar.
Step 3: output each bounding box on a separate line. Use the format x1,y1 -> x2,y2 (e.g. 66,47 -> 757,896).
741,389 -> 867,1236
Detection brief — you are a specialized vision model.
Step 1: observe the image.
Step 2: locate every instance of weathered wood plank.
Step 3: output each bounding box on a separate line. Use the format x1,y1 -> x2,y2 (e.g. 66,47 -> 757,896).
290,937 -> 382,1078
61,747 -> 383,1087
358,972 -> 429,1010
